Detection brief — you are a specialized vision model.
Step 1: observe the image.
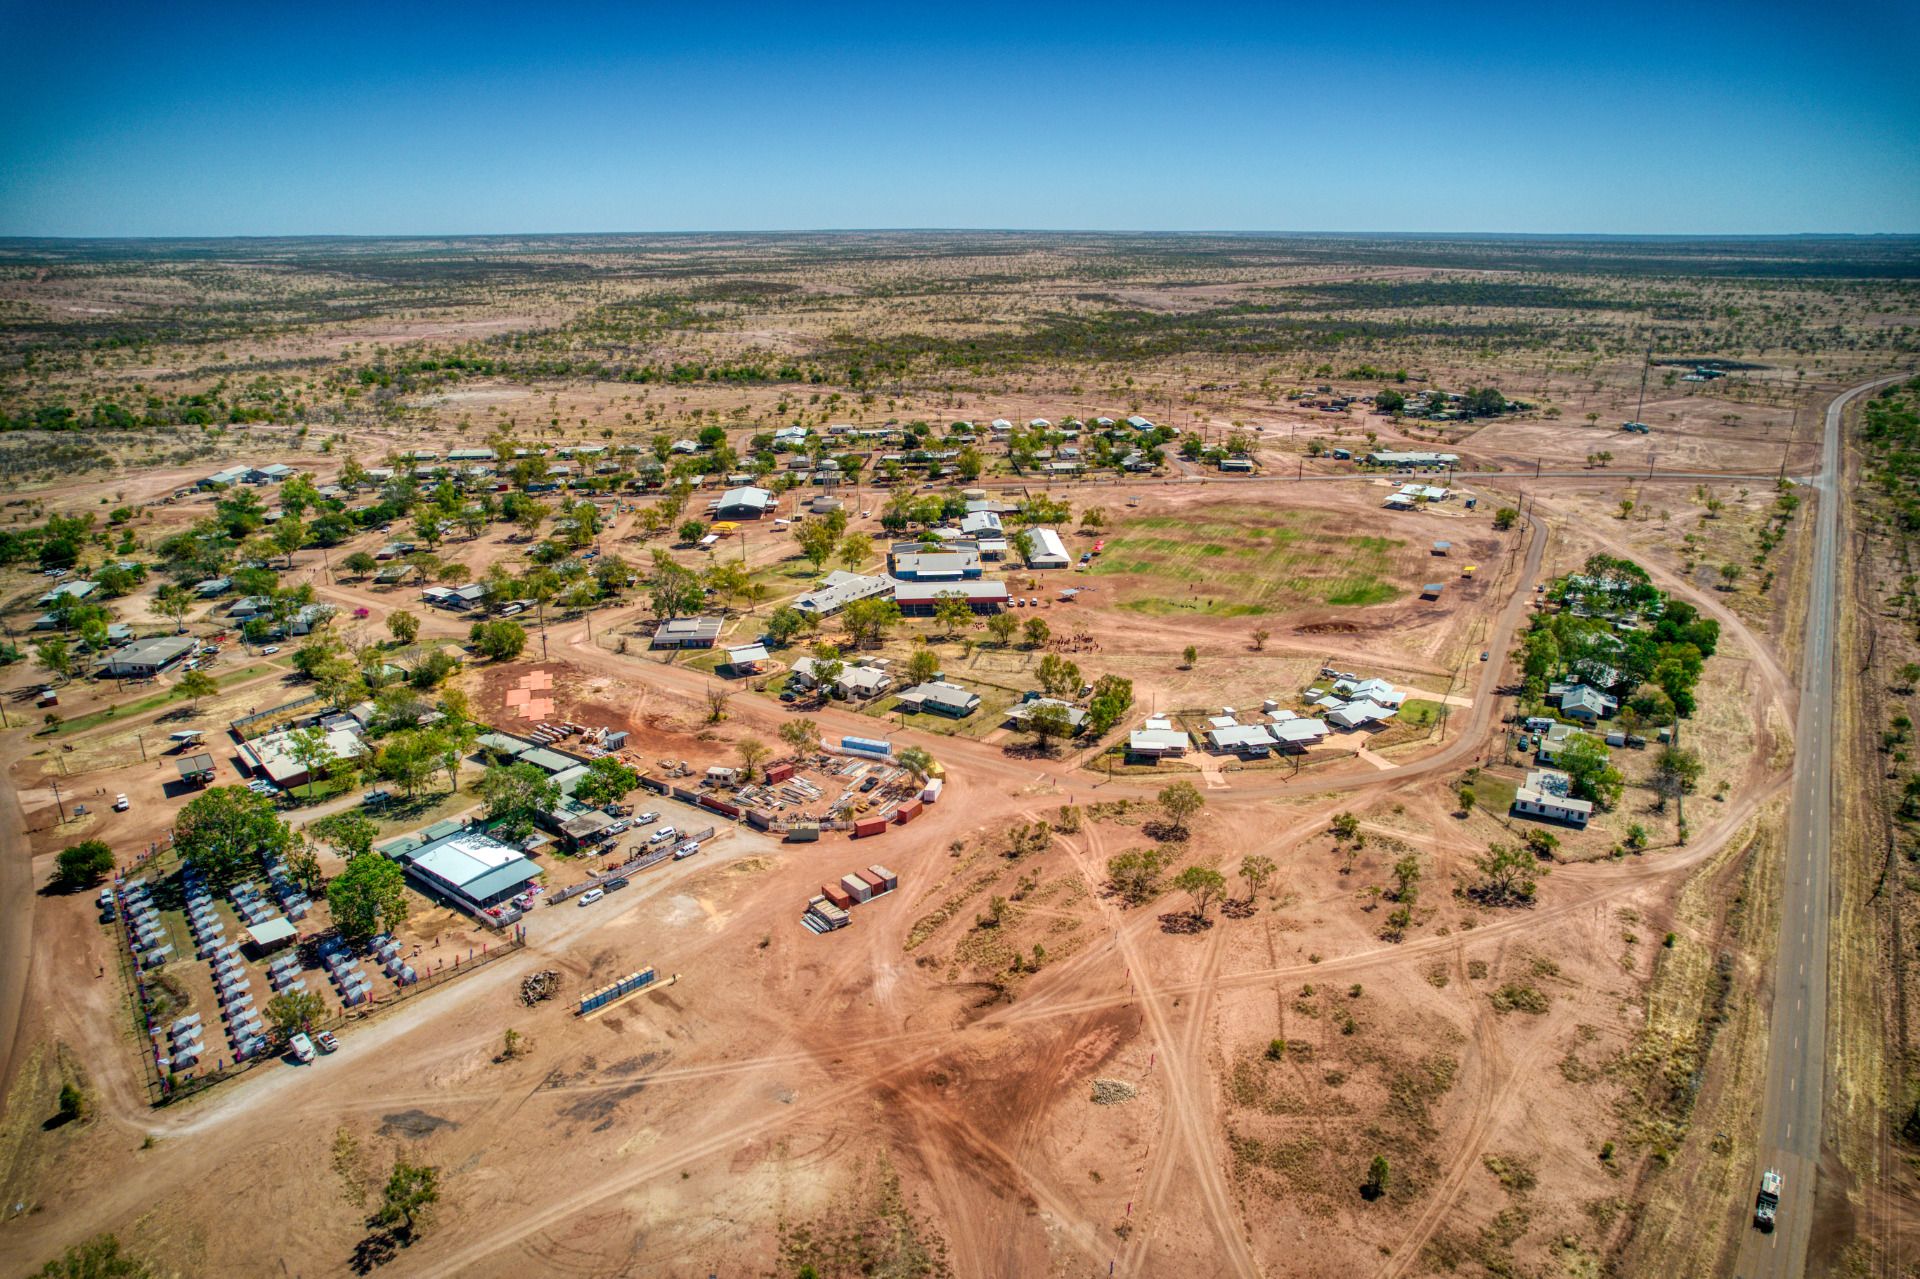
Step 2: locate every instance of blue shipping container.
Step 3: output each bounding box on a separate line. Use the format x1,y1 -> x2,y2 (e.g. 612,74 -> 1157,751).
842,736 -> 891,757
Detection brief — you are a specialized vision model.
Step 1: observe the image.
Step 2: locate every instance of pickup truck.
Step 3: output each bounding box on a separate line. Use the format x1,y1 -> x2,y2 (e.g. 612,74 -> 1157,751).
1754,1168 -> 1781,1231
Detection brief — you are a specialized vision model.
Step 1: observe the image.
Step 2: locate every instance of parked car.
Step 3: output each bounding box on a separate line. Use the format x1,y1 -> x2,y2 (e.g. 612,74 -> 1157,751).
648,826 -> 678,845
859,776 -> 879,793
288,1033 -> 316,1064
635,811 -> 659,825
577,888 -> 605,907
260,645 -> 280,655
603,877 -> 631,892
315,1030 -> 339,1054
1480,651 -> 1490,661
673,841 -> 701,860
113,794 -> 129,811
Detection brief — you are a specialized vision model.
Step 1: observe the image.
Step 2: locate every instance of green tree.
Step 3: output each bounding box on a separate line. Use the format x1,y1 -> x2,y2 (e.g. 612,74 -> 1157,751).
478,762 -> 558,841
905,646 -> 940,686
1035,653 -> 1081,696
265,989 -> 327,1043
1026,701 -> 1076,749
1171,865 -> 1226,918
737,736 -> 772,779
1106,846 -> 1171,904
796,520 -> 838,570
1558,734 -> 1624,808
54,840 -> 115,888
1363,1154 -> 1391,1200
895,744 -> 936,782
375,1159 -> 441,1235
1650,745 -> 1704,810
387,609 -> 420,646
154,583 -> 195,634
342,550 -> 378,577
468,620 -> 528,661
312,810 -> 378,861
287,725 -> 338,794
177,668 -> 218,710
838,531 -> 872,570
764,605 -> 812,648
779,718 -> 822,756
1023,617 -> 1051,649
932,592 -> 973,636
1085,674 -> 1134,735
574,756 -> 641,808
1470,843 -> 1542,906
986,611 -> 1018,646
1239,854 -> 1276,901
30,1234 -> 154,1279
175,786 -> 293,886
325,854 -> 409,942
1492,506 -> 1520,531
34,637 -> 74,684
1181,643 -> 1198,668
1157,781 -> 1205,837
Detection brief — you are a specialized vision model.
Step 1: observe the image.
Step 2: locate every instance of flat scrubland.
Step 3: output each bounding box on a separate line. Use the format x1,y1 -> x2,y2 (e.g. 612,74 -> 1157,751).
0,235 -> 1916,1278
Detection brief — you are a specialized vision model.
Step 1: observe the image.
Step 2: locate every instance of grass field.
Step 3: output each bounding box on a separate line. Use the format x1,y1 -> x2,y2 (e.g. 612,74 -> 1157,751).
1089,506 -> 1405,615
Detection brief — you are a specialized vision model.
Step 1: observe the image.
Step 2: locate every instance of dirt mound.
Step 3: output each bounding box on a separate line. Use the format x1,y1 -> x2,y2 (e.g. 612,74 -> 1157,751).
1090,1078 -> 1137,1105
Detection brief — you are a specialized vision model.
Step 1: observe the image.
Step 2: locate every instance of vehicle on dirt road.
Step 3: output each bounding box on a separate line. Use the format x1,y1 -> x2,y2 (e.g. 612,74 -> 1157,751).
113,794 -> 129,811
1754,1168 -> 1781,1231
673,841 -> 701,860
635,811 -> 658,825
289,1033 -> 316,1064
577,888 -> 605,907
315,1030 -> 339,1054
648,826 -> 677,845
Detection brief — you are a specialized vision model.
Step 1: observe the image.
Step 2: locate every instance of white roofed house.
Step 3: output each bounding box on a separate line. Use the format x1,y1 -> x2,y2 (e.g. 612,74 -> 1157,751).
1128,715 -> 1191,757
1327,700 -> 1396,730
712,486 -> 776,519
1269,717 -> 1329,750
793,570 -> 892,618
894,681 -> 981,718
1512,768 -> 1592,827
1206,723 -> 1274,756
1023,527 -> 1071,569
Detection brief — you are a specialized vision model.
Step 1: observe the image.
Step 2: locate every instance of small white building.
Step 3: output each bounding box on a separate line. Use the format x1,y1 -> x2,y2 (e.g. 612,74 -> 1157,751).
1512,769 -> 1592,827
1024,527 -> 1071,570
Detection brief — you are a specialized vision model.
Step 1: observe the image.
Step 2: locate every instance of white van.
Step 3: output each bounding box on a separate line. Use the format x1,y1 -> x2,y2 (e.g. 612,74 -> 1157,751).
577,888 -> 605,908
648,826 -> 677,845
289,1033 -> 316,1064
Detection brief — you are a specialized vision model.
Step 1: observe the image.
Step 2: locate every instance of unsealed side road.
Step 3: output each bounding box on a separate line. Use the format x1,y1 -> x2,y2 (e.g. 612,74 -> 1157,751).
1737,373 -> 1909,1279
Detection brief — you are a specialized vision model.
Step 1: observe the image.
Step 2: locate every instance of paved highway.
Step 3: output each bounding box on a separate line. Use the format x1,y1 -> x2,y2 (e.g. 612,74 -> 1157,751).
1738,374 -> 1908,1278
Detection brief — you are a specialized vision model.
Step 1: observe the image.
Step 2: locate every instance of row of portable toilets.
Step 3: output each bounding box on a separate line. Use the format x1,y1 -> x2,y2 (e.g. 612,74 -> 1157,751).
577,966 -> 656,1016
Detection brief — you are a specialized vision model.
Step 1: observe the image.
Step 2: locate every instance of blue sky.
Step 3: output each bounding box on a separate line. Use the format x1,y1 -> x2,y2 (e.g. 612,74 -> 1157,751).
1,0 -> 1916,236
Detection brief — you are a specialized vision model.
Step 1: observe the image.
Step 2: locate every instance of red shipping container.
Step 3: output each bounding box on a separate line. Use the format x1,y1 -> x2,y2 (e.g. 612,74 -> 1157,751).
853,816 -> 888,838
894,799 -> 922,824
822,883 -> 853,909
765,763 -> 796,783
855,868 -> 885,892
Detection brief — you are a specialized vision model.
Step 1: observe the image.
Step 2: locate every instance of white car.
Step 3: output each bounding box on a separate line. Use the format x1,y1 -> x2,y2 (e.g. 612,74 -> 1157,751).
260,645 -> 280,655
673,841 -> 701,860
288,1033 -> 316,1064
577,888 -> 605,908
635,811 -> 659,825
113,794 -> 129,812
648,826 -> 678,845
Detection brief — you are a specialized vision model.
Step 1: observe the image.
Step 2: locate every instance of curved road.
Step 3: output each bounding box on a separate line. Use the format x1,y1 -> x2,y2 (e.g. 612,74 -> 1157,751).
1737,373 -> 1909,1279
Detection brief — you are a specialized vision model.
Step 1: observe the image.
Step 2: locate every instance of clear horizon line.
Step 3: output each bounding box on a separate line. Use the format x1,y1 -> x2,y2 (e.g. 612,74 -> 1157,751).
3,227 -> 1918,244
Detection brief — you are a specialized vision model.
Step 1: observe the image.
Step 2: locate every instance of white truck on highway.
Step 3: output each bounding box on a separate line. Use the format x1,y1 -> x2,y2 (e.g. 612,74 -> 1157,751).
1754,1168 -> 1781,1231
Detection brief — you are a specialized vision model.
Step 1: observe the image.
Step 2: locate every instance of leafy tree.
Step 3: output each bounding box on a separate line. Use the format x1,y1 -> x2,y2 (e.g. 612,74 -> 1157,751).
154,583 -> 195,633
30,1233 -> 154,1279
1106,846 -> 1171,904
387,610 -> 419,645
1492,506 -> 1520,531
1023,617 -> 1051,649
647,551 -> 704,619
1026,701 -> 1076,749
342,550 -> 379,578
34,637 -> 74,684
375,1159 -> 441,1235
1558,734 -> 1624,808
175,786 -> 293,886
1239,854 -> 1276,900
1470,843 -> 1542,906
1363,1155 -> 1391,1200
1390,854 -> 1422,903
265,989 -> 327,1043
1650,745 -> 1703,810
779,718 -> 822,756
737,736 -> 772,779
1085,674 -> 1134,735
311,806 -> 374,856
1171,865 -> 1226,918
838,531 -> 872,570
895,745 -> 936,781
764,605 -> 812,648
572,756 -> 639,809
796,520 -> 838,570
1375,389 -> 1406,414
1181,643 -> 1198,668
1157,781 -> 1205,837
287,725 -> 338,791
932,592 -> 973,635
905,646 -> 941,686
326,854 -> 408,942
54,840 -> 115,888
840,597 -> 901,648
1329,812 -> 1361,842
468,620 -> 527,661
478,762 -> 558,840
1036,653 -> 1081,696
986,612 -> 1018,646
372,731 -> 438,798
177,668 -> 218,710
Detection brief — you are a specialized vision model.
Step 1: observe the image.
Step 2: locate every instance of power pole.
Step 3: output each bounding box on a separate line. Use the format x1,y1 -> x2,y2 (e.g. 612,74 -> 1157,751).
1633,340 -> 1653,429
51,777 -> 66,823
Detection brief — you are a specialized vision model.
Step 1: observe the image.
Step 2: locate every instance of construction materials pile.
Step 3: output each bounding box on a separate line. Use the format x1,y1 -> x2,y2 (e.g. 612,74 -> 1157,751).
520,969 -> 562,1006
1090,1078 -> 1138,1105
